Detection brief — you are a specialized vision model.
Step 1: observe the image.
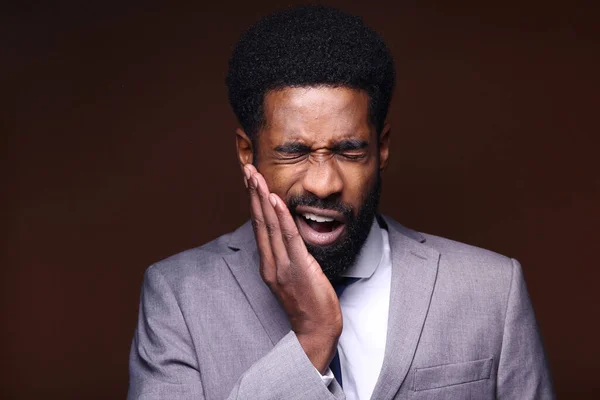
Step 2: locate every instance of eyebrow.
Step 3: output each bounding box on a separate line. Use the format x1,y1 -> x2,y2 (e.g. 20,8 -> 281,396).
330,139 -> 369,152
274,142 -> 312,153
274,138 -> 369,154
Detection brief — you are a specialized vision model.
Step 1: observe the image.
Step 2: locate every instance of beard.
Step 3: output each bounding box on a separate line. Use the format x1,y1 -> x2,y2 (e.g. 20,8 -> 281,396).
287,175 -> 381,282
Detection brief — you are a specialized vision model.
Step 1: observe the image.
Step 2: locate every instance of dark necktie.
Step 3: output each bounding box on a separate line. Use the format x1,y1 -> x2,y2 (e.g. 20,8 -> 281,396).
329,277 -> 359,388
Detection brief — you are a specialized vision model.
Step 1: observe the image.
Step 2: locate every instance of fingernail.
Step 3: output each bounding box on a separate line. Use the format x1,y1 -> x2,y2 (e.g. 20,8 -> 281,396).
269,193 -> 277,207
251,176 -> 258,188
243,176 -> 248,188
243,165 -> 250,180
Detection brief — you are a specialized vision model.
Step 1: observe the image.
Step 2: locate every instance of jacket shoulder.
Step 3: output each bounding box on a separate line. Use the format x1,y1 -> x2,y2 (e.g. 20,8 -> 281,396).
419,232 -> 517,300
422,232 -> 513,267
146,225 -> 247,288
383,215 -> 514,271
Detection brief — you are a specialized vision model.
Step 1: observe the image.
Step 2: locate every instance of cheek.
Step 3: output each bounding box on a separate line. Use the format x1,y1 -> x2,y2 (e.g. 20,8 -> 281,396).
340,165 -> 378,205
258,164 -> 302,198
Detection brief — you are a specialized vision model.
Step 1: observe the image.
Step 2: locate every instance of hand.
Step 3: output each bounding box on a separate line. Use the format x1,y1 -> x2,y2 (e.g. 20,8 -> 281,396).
243,164 -> 342,373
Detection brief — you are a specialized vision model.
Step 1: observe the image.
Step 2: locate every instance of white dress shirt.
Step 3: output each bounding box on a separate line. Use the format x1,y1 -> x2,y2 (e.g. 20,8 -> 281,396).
318,220 -> 392,400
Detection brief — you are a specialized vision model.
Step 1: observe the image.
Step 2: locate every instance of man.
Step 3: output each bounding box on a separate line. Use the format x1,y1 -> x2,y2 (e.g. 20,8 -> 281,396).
128,6 -> 553,399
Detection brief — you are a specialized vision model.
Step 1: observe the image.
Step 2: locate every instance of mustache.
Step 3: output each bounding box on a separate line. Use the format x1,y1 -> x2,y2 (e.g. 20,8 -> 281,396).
286,194 -> 353,218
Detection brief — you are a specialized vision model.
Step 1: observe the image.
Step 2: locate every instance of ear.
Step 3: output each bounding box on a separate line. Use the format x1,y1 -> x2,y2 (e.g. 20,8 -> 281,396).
378,122 -> 391,171
235,128 -> 254,167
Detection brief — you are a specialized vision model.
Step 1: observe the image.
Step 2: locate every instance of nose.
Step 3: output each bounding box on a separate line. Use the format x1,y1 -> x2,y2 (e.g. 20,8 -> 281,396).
301,156 -> 344,199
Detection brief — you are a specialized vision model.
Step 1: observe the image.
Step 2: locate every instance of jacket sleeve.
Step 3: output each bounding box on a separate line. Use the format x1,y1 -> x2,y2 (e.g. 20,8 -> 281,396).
496,259 -> 555,399
127,266 -> 344,400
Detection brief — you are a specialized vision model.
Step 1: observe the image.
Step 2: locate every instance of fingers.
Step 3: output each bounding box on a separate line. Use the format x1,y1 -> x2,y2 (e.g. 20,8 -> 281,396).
251,171 -> 292,276
269,192 -> 309,262
244,165 -> 275,281
244,164 -> 311,284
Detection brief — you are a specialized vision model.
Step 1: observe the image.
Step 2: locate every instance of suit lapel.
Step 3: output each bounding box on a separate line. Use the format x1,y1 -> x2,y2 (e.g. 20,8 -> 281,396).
370,217 -> 440,400
222,222 -> 291,346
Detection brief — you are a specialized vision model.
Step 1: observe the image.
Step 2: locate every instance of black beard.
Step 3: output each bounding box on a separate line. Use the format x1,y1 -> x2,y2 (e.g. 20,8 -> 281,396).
287,176 -> 381,282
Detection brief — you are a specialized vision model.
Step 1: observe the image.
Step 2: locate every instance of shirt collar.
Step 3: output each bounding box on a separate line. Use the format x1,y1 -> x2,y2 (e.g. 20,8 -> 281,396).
340,219 -> 384,279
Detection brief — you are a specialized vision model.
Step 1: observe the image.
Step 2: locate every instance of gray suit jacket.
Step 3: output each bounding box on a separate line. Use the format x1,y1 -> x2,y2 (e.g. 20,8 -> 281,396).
128,216 -> 553,399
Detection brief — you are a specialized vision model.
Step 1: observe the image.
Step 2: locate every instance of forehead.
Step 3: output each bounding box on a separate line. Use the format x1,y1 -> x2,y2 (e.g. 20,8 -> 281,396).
261,86 -> 372,145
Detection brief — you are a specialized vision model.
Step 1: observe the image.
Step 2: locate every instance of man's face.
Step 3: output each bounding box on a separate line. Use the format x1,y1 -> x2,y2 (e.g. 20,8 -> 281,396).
238,86 -> 390,280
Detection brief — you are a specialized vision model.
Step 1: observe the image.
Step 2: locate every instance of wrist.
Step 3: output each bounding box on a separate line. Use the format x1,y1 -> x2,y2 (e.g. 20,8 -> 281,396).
297,331 -> 340,374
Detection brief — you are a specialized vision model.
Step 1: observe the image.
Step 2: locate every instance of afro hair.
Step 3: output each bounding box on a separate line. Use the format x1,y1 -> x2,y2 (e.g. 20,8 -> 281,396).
226,5 -> 395,140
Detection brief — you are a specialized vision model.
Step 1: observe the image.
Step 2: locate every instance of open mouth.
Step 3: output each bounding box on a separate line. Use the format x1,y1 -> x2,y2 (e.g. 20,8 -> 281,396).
301,212 -> 342,232
295,207 -> 346,246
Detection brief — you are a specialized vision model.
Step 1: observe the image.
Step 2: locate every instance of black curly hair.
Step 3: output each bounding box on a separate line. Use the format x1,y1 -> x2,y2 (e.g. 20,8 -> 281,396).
226,5 -> 395,141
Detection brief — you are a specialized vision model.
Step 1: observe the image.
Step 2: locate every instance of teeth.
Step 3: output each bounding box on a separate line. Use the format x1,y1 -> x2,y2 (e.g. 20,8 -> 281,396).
302,212 -> 334,223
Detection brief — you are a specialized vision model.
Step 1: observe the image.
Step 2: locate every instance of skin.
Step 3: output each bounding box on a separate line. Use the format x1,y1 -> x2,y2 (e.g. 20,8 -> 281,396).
236,86 -> 391,373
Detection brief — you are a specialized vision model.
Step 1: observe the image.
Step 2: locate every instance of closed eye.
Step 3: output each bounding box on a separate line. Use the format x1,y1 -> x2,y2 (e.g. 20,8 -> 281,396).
278,152 -> 308,160
273,139 -> 369,161
333,139 -> 369,161
274,142 -> 311,161
339,151 -> 366,160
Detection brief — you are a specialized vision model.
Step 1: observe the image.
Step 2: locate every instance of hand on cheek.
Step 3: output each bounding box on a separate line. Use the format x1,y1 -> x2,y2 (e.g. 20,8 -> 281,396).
243,163 -> 342,373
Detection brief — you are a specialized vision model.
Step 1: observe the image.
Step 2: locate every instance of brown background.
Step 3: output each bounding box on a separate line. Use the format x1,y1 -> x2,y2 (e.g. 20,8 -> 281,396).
3,1 -> 599,398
